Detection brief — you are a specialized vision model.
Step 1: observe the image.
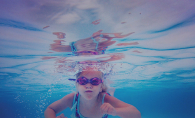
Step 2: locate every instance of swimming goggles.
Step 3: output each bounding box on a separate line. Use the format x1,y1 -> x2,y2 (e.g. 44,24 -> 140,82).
76,77 -> 103,85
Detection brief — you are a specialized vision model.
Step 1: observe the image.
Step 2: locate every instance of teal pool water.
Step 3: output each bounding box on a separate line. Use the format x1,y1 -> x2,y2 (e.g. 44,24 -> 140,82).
0,0 -> 195,118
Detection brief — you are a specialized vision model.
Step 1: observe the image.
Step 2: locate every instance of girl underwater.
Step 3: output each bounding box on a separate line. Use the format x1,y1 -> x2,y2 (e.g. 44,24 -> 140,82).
44,70 -> 141,118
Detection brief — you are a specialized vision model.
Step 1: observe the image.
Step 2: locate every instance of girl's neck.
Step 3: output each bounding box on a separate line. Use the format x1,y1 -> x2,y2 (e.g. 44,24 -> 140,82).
80,94 -> 101,109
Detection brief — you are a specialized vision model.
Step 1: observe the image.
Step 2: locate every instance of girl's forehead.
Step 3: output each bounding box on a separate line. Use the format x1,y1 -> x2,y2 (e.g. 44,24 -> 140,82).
79,71 -> 103,78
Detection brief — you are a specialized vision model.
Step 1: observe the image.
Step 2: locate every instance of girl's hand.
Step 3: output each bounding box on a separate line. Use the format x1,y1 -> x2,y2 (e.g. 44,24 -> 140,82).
100,103 -> 116,116
56,113 -> 67,118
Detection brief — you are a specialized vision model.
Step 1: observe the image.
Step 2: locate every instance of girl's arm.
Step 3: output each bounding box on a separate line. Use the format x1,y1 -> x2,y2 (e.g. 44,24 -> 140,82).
44,93 -> 75,118
115,105 -> 141,118
104,95 -> 141,118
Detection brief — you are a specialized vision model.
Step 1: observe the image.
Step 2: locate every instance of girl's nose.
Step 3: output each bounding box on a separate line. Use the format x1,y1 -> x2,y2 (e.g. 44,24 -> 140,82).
85,83 -> 93,89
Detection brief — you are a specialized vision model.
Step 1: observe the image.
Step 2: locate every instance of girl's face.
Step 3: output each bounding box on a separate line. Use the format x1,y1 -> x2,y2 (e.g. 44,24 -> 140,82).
76,71 -> 103,100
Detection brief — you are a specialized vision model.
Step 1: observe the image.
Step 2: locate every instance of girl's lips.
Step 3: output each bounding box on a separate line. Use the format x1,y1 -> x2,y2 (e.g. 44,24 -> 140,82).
85,90 -> 93,92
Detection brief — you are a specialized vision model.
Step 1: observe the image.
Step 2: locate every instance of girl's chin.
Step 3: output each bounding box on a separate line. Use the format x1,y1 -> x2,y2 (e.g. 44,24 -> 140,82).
84,94 -> 94,100
83,93 -> 98,100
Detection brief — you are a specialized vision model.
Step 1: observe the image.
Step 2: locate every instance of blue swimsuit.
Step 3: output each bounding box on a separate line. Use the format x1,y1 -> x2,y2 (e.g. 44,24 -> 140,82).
71,93 -> 110,118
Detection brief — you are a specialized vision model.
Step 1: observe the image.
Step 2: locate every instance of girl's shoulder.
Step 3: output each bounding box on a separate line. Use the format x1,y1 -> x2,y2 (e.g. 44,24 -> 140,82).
102,92 -> 117,103
61,92 -> 75,108
103,92 -> 131,108
65,92 -> 75,100
100,92 -> 111,102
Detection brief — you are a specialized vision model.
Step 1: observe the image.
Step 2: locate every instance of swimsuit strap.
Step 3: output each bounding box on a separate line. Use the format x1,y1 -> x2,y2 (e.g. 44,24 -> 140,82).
70,36 -> 99,52
70,34 -> 106,55
71,93 -> 80,118
70,42 -> 77,52
75,93 -> 81,118
91,37 -> 99,51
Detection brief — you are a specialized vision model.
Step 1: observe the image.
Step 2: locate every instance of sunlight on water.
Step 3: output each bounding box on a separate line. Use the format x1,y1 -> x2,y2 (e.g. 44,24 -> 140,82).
0,0 -> 195,118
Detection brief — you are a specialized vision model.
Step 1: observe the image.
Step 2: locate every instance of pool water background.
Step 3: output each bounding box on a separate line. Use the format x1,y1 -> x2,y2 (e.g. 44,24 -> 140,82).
1,87 -> 195,118
1,0 -> 195,118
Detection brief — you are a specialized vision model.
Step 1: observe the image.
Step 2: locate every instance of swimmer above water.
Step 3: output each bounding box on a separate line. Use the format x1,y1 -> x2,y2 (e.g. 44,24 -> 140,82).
44,70 -> 141,118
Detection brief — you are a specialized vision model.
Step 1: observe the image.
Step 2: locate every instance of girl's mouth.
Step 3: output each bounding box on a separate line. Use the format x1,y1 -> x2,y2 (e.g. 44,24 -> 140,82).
85,90 -> 92,92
